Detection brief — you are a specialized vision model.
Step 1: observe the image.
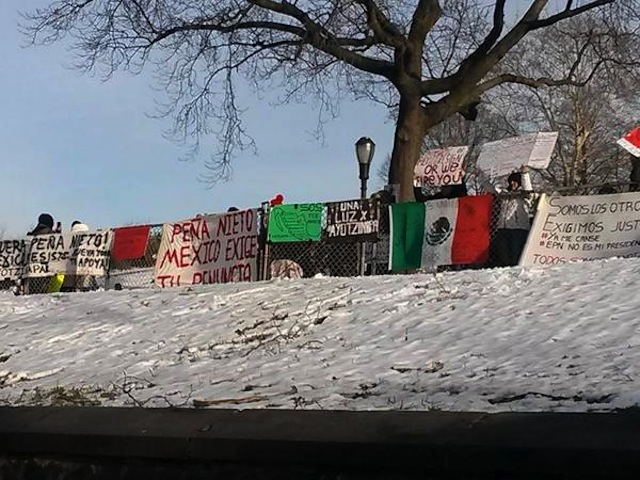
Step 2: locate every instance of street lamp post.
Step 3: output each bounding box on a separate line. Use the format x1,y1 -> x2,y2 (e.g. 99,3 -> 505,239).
355,137 -> 375,277
355,137 -> 376,199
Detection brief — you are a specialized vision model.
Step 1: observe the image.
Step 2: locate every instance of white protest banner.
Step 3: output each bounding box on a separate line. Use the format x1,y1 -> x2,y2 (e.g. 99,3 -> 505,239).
520,192 -> 640,266
23,234 -> 69,277
414,146 -> 468,187
154,209 -> 259,288
66,230 -> 112,276
477,132 -> 558,177
0,239 -> 27,280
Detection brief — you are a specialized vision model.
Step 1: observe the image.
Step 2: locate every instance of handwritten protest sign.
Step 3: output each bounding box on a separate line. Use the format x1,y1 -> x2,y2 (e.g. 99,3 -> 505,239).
0,240 -> 27,280
23,231 -> 113,278
414,146 -> 468,187
66,230 -> 112,276
521,192 -> 640,266
154,210 -> 259,288
324,199 -> 379,242
477,132 -> 558,177
23,234 -> 69,277
267,203 -> 323,243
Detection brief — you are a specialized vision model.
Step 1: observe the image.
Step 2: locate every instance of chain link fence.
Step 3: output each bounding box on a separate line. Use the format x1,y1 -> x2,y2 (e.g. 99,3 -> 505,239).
263,182 -> 640,277
100,224 -> 163,290
5,225 -> 164,295
5,182 -> 638,294
265,241 -> 360,278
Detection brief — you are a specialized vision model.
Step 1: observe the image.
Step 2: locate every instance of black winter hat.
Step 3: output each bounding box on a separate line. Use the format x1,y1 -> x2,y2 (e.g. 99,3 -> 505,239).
507,172 -> 522,187
38,213 -> 54,228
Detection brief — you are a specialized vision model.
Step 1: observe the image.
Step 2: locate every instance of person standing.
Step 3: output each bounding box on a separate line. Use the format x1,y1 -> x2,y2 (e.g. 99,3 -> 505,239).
24,213 -> 57,294
629,156 -> 640,192
61,220 -> 97,292
27,213 -> 55,236
489,166 -> 534,266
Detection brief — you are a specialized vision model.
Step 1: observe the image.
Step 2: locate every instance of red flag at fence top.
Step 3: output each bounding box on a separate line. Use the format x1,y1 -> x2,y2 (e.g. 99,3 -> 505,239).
111,225 -> 151,261
617,127 -> 640,157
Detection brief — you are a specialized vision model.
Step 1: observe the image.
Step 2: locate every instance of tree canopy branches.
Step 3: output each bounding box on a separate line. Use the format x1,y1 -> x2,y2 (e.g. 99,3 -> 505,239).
23,0 -> 640,198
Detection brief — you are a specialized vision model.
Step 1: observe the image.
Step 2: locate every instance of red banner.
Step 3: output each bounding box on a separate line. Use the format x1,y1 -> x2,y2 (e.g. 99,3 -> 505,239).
111,225 -> 151,261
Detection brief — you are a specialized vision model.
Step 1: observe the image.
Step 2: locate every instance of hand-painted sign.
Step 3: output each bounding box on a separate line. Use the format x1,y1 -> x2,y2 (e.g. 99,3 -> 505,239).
23,231 -> 112,277
477,132 -> 558,177
414,146 -> 468,187
154,210 -> 259,288
0,240 -> 27,280
66,230 -> 112,276
521,192 -> 640,266
324,199 -> 379,242
23,234 -> 69,277
267,203 -> 323,243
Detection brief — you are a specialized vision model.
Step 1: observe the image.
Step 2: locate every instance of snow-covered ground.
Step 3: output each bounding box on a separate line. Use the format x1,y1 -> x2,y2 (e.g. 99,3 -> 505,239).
1,258 -> 639,412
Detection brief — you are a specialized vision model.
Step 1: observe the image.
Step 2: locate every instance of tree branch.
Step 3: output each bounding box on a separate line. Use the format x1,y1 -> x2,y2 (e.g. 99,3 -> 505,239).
475,66 -> 603,94
421,1 -> 548,96
474,0 -> 507,56
408,0 -> 442,45
148,21 -> 305,47
247,0 -> 395,77
529,0 -> 614,30
353,0 -> 405,48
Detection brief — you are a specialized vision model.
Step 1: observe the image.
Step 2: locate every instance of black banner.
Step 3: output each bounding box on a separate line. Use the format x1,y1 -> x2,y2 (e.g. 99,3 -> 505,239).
324,199 -> 379,242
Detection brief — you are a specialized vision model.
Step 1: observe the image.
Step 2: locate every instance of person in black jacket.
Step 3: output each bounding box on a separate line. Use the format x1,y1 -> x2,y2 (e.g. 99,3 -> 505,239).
27,213 -> 55,236
24,213 -> 57,294
630,156 -> 640,192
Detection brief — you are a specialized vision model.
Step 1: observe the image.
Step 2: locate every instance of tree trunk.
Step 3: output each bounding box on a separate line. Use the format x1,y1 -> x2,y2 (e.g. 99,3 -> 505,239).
388,94 -> 426,202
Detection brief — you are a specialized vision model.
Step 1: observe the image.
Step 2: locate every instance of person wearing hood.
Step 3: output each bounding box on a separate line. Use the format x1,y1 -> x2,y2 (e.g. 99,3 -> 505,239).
71,220 -> 90,233
61,220 -> 98,292
24,213 -> 59,294
486,166 -> 535,266
27,213 -> 55,236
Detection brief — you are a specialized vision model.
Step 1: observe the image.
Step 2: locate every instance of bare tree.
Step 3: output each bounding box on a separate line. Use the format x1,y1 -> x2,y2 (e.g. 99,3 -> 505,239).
24,1 -> 640,200
487,18 -> 640,189
510,84 -> 635,188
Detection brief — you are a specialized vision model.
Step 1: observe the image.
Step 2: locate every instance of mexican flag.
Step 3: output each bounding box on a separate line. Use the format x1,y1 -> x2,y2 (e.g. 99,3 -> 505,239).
389,195 -> 493,271
618,127 -> 640,157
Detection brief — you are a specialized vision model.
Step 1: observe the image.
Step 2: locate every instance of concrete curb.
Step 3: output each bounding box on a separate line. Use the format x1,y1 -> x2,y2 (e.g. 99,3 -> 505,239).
2,407 -> 640,478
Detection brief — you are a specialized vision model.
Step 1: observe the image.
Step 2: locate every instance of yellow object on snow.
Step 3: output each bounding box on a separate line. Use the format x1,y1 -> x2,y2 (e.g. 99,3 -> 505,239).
48,273 -> 65,293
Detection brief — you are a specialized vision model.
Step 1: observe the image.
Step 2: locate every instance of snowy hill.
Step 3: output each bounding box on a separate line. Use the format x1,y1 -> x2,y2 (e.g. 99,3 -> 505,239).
1,258 -> 639,412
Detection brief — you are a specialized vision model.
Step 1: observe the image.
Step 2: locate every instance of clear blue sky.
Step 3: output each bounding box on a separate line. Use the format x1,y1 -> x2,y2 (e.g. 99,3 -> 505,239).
0,1 -> 395,236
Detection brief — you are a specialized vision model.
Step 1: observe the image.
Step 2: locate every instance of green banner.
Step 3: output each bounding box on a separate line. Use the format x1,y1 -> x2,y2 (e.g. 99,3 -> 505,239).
268,203 -> 324,243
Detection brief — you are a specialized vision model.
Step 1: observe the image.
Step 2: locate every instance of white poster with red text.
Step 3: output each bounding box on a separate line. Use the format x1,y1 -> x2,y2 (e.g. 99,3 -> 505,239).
154,210 -> 259,288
